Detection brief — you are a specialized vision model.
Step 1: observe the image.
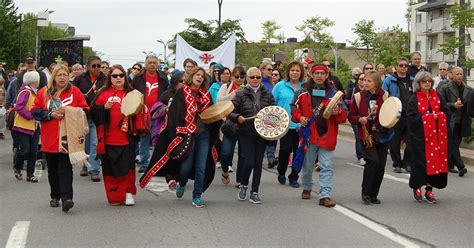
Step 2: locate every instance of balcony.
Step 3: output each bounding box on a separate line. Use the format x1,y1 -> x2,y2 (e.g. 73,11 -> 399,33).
417,17 -> 456,35
425,50 -> 456,63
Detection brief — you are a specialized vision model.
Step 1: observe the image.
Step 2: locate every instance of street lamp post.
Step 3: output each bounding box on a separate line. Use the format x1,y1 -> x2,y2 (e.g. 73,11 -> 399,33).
157,39 -> 172,65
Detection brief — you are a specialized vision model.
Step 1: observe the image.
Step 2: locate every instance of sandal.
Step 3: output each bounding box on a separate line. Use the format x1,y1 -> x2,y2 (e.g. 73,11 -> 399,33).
26,176 -> 39,183
221,172 -> 230,185
14,170 -> 22,180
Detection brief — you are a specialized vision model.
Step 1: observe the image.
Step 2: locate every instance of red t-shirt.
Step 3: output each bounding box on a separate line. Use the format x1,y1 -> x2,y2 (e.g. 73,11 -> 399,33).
95,87 -> 128,146
90,75 -> 98,93
145,72 -> 159,110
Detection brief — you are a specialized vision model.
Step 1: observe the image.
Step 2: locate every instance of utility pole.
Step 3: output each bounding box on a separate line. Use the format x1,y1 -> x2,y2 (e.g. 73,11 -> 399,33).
457,0 -> 467,81
218,0 -> 223,28
157,39 -> 172,66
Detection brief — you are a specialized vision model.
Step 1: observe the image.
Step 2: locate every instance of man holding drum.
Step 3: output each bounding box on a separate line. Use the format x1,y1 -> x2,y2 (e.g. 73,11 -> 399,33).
292,65 -> 346,207
382,57 -> 414,173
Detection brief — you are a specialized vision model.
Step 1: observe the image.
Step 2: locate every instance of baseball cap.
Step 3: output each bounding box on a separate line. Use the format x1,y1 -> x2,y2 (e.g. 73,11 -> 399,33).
25,54 -> 35,62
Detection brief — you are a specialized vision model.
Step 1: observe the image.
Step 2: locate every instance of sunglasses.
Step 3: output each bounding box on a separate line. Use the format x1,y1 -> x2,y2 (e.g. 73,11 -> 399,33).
111,73 -> 125,79
439,68 -> 447,71
133,67 -> 141,70
101,66 -> 109,69
272,74 -> 280,76
265,68 -> 273,71
91,64 -> 101,68
323,64 -> 330,67
398,64 -> 409,68
234,75 -> 245,79
248,76 -> 262,80
420,80 -> 433,84
364,67 -> 373,70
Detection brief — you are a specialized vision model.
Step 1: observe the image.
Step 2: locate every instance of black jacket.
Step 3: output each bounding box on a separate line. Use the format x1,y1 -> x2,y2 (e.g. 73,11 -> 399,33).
439,80 -> 473,137
131,70 -> 168,103
229,86 -> 275,136
72,71 -> 107,106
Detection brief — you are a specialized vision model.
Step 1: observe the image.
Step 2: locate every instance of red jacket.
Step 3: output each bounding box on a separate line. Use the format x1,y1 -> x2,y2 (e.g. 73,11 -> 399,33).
32,85 -> 89,153
292,89 -> 346,151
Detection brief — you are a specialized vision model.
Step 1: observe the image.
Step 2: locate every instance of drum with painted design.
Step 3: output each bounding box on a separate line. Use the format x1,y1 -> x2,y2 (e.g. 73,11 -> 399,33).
254,106 -> 290,141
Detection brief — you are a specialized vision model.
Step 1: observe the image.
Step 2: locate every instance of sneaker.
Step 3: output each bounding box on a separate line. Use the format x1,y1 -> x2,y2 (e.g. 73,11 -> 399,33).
458,168 -> 467,177
238,185 -> 247,201
361,195 -> 371,205
138,167 -> 147,173
358,158 -> 366,166
176,186 -> 185,198
168,180 -> 177,191
62,199 -> 74,212
192,197 -> 205,208
403,165 -> 411,173
80,166 -> 88,176
424,190 -> 437,204
277,175 -> 286,185
216,162 -> 221,169
50,198 -> 60,208
413,188 -> 423,202
228,167 -> 234,173
125,193 -> 135,206
249,192 -> 262,204
393,167 -> 402,173
289,179 -> 300,188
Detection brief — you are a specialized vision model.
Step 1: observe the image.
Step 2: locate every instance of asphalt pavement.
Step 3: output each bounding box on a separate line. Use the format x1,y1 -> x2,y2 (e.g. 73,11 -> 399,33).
1,132 -> 473,248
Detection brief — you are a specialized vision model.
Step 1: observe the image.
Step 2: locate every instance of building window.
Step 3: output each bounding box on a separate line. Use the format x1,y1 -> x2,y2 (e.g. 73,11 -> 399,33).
415,41 -> 421,51
439,9 -> 444,17
416,14 -> 422,23
428,38 -> 434,50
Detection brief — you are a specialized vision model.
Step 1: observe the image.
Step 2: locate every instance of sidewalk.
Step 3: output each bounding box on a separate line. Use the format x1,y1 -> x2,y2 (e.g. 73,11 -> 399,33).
338,123 -> 474,166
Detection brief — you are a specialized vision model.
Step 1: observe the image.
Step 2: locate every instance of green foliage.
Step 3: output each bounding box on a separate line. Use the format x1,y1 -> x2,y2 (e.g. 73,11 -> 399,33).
296,15 -> 336,61
82,46 -> 96,64
330,56 -> 351,88
261,20 -> 282,43
169,18 -> 246,53
373,25 -> 410,67
0,0 -> 20,70
235,43 -> 262,68
350,20 -> 377,63
443,3 -> 474,69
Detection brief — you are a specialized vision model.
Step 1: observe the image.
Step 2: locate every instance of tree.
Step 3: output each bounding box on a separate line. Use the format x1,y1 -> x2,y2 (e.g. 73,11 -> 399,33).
373,25 -> 410,67
439,2 -> 474,70
168,18 -> 246,53
261,20 -> 282,43
350,20 -> 377,63
296,15 -> 336,61
83,46 -> 97,64
0,0 -> 20,70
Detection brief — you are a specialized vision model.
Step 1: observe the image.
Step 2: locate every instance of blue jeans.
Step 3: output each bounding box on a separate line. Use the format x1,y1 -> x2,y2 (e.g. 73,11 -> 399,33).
179,129 -> 210,198
351,124 -> 364,160
302,144 -> 334,199
85,120 -> 100,174
220,134 -> 244,174
265,142 -> 276,161
138,122 -> 154,168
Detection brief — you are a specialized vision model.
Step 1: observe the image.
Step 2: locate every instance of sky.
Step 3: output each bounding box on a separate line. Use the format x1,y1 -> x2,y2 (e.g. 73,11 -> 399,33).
15,0 -> 409,68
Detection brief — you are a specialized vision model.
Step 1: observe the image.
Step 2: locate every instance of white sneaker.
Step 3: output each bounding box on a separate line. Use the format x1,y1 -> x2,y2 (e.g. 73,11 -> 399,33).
228,167 -> 233,172
125,193 -> 135,206
358,158 -> 366,166
216,162 -> 221,168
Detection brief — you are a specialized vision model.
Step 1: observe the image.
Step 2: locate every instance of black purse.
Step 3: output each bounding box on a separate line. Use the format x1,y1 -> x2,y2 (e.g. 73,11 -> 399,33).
6,107 -> 16,130
221,119 -> 238,137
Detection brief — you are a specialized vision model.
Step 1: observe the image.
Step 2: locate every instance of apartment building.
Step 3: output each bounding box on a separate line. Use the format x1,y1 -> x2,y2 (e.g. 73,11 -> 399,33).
410,0 -> 473,86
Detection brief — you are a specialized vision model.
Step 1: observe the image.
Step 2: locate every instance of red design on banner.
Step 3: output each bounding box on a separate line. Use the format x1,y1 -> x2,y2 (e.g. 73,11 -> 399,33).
199,53 -> 215,64
417,90 -> 448,175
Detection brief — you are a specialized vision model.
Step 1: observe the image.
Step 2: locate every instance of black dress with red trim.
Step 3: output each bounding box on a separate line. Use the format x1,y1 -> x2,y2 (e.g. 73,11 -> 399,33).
139,86 -> 222,190
407,90 -> 449,189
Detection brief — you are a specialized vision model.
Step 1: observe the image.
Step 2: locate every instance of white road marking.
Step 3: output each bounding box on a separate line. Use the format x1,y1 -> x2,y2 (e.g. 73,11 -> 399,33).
6,221 -> 30,248
333,206 -> 420,248
346,162 -> 409,184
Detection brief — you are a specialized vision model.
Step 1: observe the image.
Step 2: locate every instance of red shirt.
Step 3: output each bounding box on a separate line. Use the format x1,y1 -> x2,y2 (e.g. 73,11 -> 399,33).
95,87 -> 128,146
32,85 -> 89,153
145,72 -> 159,110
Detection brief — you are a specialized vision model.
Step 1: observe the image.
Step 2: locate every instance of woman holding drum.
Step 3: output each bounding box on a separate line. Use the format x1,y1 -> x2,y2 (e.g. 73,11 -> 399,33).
292,65 -> 346,207
349,70 -> 393,205
407,71 -> 448,203
272,61 -> 304,188
230,67 -> 275,204
91,65 -> 140,206
217,66 -> 246,186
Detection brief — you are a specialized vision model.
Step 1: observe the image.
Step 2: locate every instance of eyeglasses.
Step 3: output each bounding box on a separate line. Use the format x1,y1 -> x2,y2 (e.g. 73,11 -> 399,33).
265,68 -> 273,71
234,75 -> 245,79
398,64 -> 409,68
133,67 -> 141,70
272,74 -> 280,76
111,73 -> 125,79
439,68 -> 447,71
364,67 -> 373,70
420,80 -> 433,84
91,64 -> 101,68
248,76 -> 262,80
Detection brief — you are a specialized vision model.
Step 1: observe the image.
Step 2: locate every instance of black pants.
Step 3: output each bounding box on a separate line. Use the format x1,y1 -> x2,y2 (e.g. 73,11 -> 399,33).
45,152 -> 73,201
277,129 -> 299,180
362,143 -> 388,198
14,130 -> 39,177
240,135 -> 267,193
449,123 -> 466,170
389,118 -> 411,168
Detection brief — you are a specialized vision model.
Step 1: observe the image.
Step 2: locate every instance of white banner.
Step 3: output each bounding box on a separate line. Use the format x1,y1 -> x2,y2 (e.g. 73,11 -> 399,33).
175,34 -> 236,71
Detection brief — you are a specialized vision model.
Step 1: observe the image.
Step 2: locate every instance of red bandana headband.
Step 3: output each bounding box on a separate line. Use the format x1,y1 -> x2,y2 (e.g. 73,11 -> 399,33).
310,65 -> 329,74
